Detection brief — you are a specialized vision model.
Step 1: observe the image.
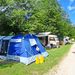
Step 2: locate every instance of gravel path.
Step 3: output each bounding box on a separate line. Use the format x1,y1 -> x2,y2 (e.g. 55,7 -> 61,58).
45,43 -> 75,75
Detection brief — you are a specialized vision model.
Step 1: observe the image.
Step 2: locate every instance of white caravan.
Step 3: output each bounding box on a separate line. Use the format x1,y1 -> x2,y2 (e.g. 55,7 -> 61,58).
48,35 -> 59,48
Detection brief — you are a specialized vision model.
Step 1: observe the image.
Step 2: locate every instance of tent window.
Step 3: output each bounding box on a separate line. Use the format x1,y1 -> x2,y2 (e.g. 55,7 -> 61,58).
0,40 -> 1,52
36,46 -> 40,51
29,39 -> 37,46
1,40 -> 9,55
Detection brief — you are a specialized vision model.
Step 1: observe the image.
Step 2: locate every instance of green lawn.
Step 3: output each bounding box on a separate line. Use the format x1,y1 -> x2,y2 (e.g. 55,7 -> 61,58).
0,44 -> 71,75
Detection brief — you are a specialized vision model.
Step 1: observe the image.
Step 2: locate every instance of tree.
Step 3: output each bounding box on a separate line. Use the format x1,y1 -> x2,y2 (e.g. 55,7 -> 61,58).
0,0 -> 75,39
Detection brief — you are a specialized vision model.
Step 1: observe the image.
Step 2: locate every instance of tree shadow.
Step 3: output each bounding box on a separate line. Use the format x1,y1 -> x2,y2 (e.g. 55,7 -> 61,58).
0,60 -> 19,69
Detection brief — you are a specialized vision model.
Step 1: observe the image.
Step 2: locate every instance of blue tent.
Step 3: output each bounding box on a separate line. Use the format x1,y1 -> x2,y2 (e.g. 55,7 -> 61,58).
7,34 -> 48,65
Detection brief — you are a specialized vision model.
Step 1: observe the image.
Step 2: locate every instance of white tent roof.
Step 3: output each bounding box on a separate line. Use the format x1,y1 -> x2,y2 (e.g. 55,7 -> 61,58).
36,32 -> 51,37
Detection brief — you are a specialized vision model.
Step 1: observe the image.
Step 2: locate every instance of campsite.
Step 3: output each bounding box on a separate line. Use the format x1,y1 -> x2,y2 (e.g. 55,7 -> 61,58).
0,0 -> 75,75
0,44 -> 71,75
0,34 -> 72,75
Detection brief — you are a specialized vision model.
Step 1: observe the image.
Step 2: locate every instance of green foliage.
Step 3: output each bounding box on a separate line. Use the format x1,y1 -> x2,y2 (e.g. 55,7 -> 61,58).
0,0 -> 75,38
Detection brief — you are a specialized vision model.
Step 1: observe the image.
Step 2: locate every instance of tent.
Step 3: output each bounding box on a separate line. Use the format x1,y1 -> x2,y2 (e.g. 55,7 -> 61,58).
7,34 -> 48,65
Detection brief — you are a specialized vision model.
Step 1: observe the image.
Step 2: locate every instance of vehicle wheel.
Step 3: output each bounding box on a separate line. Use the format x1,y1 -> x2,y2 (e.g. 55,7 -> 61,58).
51,44 -> 53,48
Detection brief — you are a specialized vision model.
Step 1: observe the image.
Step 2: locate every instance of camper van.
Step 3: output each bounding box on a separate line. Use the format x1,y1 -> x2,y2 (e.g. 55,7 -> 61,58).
36,32 -> 59,48
48,35 -> 59,48
63,36 -> 71,44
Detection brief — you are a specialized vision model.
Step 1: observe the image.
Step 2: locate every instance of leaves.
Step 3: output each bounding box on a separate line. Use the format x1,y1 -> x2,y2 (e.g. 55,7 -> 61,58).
0,0 -> 75,38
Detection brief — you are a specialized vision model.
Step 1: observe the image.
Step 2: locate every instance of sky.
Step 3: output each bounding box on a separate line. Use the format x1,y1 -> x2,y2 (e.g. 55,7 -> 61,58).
57,0 -> 75,25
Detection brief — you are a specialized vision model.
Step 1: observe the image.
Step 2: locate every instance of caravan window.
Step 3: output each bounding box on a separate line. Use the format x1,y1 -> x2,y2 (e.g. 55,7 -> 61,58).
49,37 -> 55,41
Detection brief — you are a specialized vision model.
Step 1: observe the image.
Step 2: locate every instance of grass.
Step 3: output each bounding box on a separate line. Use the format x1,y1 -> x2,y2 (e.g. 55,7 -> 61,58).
0,44 -> 71,75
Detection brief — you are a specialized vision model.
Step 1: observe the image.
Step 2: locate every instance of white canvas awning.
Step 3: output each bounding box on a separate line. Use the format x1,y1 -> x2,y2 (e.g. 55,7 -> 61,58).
36,32 -> 51,37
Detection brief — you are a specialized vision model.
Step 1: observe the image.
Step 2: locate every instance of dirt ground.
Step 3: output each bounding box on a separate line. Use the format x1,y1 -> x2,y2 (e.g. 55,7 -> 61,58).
44,43 -> 75,75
